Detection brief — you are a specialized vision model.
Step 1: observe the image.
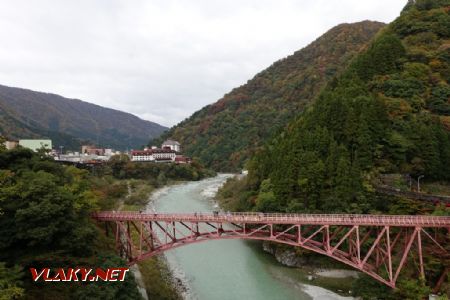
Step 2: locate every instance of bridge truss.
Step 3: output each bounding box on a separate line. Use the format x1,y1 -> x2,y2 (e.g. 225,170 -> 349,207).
92,212 -> 450,289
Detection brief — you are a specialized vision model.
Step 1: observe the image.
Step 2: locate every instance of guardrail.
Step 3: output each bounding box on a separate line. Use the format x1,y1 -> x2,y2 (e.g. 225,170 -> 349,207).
92,211 -> 450,227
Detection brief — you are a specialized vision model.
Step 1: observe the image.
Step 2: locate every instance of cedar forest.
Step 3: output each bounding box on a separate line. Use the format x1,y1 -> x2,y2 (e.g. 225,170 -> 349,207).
218,0 -> 450,298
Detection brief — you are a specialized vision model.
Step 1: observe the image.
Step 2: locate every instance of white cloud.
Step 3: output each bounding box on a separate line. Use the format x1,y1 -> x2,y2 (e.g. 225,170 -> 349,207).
0,0 -> 406,127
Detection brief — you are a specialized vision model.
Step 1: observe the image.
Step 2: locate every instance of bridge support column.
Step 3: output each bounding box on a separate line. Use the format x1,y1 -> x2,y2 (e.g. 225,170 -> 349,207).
416,227 -> 425,280
195,222 -> 199,236
115,222 -> 120,254
386,226 -> 393,282
216,223 -> 221,237
356,226 -> 361,265
149,221 -> 155,250
172,222 -> 176,241
297,225 -> 301,245
139,222 -> 143,257
324,225 -> 330,253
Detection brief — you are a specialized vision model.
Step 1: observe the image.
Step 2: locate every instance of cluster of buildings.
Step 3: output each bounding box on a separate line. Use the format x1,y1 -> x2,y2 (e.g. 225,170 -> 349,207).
2,139 -> 118,164
56,145 -> 120,164
3,137 -> 190,165
130,139 -> 191,164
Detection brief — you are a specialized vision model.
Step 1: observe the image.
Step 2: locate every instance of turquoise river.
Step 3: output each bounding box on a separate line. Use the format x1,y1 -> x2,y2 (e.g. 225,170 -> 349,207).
146,174 -> 356,300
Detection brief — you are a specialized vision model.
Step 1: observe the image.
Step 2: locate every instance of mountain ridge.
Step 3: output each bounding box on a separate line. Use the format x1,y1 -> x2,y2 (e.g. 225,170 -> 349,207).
0,84 -> 167,150
159,20 -> 386,170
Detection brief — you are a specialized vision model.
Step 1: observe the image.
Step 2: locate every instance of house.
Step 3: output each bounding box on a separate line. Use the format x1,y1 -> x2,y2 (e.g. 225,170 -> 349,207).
86,148 -> 105,156
81,145 -> 105,156
174,155 -> 191,164
161,139 -> 181,152
4,140 -> 18,150
81,145 -> 94,154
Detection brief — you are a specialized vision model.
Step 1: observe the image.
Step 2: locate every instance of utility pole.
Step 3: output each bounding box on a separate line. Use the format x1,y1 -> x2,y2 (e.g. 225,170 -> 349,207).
417,175 -> 424,193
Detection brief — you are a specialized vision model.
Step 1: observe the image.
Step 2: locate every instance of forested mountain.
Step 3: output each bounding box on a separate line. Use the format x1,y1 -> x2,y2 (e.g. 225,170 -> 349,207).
218,1 -> 450,296
241,0 -> 450,214
159,21 -> 385,170
0,84 -> 167,150
0,102 -> 84,150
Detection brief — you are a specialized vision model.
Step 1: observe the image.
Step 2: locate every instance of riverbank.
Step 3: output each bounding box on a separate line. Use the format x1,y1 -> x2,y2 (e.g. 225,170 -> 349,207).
116,179 -> 183,300
261,242 -> 358,296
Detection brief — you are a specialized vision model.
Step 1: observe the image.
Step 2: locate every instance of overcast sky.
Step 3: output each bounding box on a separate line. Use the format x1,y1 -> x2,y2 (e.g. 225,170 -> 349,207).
0,0 -> 406,127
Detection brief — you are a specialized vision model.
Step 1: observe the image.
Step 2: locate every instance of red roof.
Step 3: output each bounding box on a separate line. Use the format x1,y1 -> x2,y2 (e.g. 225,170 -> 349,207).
131,150 -> 153,155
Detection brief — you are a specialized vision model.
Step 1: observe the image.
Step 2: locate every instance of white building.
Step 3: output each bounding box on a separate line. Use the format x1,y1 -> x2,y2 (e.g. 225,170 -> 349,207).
19,139 -> 52,152
56,153 -> 110,163
130,149 -> 177,162
161,139 -> 181,152
153,149 -> 176,161
130,150 -> 154,162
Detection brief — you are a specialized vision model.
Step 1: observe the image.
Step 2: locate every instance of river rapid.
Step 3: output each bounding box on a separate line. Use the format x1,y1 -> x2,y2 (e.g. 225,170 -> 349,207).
145,174 -> 355,300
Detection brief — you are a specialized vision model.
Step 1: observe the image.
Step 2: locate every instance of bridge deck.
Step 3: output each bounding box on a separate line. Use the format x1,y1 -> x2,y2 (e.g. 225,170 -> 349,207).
92,211 -> 450,227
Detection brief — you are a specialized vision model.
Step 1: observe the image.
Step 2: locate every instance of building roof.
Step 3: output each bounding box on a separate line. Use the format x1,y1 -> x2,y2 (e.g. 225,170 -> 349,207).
131,148 -> 176,155
162,139 -> 180,146
152,149 -> 176,153
131,150 -> 152,155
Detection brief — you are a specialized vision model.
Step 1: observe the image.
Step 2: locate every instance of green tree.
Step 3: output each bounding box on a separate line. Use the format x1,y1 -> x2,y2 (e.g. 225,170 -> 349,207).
0,136 -> 6,152
0,263 -> 24,300
352,34 -> 406,81
0,170 -> 97,260
72,254 -> 141,300
395,278 -> 431,300
255,179 -> 278,212
108,154 -> 130,178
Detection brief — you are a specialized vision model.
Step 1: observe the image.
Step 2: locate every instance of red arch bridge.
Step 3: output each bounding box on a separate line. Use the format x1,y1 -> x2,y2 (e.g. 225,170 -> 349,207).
92,211 -> 450,289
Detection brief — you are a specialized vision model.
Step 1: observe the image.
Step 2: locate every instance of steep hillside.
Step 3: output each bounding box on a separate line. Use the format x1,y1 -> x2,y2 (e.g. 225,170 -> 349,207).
159,21 -> 385,170
219,1 -> 450,295
242,0 -> 450,214
0,84 -> 167,150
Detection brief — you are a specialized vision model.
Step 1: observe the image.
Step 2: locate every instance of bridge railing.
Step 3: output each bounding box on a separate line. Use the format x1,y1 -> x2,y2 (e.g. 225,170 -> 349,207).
92,211 -> 450,227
